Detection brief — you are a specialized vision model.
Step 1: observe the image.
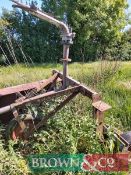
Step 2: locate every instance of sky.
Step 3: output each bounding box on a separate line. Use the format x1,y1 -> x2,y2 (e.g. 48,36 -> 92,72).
0,0 -> 131,29
0,0 -> 42,12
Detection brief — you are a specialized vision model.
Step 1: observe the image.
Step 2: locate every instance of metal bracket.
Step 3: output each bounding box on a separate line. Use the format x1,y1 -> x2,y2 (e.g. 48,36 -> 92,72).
11,107 -> 26,132
61,58 -> 72,62
92,101 -> 111,112
61,33 -> 75,45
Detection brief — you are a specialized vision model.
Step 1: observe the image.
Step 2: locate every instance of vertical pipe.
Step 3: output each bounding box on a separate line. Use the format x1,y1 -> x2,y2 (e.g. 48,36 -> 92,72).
62,44 -> 70,89
94,108 -> 104,142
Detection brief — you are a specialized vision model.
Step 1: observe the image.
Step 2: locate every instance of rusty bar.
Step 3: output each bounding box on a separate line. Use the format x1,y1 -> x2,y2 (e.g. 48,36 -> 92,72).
53,70 -> 101,99
92,102 -> 111,142
0,73 -> 59,97
25,91 -> 79,138
94,109 -> 104,141
92,101 -> 111,112
15,73 -> 59,102
47,73 -> 60,91
17,73 -> 59,102
36,73 -> 59,92
0,106 -> 11,114
0,86 -> 80,115
13,86 -> 80,108
0,80 -> 45,96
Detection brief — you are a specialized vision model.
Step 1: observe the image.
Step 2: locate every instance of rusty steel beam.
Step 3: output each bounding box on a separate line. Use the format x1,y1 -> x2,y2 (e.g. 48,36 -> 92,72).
25,91 -> 79,138
92,101 -> 111,141
53,70 -> 101,99
0,86 -> 80,115
0,73 -> 59,97
0,80 -> 46,97
92,101 -> 111,112
36,73 -> 59,92
94,109 -> 105,142
15,73 -> 60,102
53,70 -> 112,141
46,73 -> 60,92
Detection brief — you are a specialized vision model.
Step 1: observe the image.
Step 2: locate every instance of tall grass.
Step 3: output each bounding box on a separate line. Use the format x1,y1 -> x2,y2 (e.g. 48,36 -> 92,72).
0,61 -> 130,175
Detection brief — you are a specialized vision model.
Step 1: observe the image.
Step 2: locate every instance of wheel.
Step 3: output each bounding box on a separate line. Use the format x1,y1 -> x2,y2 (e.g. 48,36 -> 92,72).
6,118 -> 35,140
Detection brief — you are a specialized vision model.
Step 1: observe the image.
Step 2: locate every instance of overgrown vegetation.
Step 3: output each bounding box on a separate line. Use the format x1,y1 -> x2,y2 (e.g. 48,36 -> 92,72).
0,61 -> 130,175
0,0 -> 130,174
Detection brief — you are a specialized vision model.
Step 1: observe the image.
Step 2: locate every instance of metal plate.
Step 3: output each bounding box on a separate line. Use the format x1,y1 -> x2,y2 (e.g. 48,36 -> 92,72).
92,101 -> 111,112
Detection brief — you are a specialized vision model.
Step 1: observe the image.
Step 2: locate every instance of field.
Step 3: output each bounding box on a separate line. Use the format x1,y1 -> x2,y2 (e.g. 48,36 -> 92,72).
0,61 -> 131,175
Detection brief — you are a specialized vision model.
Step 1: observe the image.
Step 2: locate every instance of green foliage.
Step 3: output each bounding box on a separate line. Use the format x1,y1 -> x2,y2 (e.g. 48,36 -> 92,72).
118,28 -> 131,60
0,3 -> 62,64
41,0 -> 129,61
0,126 -> 28,175
0,18 -> 9,36
66,0 -> 129,61
0,62 -> 130,174
0,0 -> 130,64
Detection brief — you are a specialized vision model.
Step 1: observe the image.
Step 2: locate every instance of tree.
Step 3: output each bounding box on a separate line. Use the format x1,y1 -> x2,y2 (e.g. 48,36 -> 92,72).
67,0 -> 128,60
0,17 -> 10,64
0,19 -> 9,36
41,0 -> 129,61
118,28 -> 131,60
1,0 -> 63,63
0,0 -> 130,64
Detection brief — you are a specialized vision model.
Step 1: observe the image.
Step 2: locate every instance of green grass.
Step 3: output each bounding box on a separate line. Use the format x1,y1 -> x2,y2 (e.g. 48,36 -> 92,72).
0,61 -> 131,175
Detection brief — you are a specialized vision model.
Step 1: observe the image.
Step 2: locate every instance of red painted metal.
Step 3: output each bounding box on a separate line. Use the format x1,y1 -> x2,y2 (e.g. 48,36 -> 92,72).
10,120 -> 35,140
0,80 -> 46,96
0,74 -> 61,124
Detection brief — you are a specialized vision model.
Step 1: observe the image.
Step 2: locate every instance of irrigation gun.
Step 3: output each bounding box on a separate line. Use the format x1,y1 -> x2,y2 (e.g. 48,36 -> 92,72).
0,0 -> 130,154
12,0 -> 75,89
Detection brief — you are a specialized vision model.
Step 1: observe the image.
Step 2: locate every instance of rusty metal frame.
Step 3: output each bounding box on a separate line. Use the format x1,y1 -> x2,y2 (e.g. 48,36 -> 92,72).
0,73 -> 59,97
0,68 -> 129,149
0,69 -> 112,140
52,70 -> 112,141
0,1 -> 127,150
25,91 -> 79,138
53,70 -> 131,148
9,1 -> 112,141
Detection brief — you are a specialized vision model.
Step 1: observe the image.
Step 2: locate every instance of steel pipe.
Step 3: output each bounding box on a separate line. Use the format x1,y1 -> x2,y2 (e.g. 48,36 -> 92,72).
0,105 -> 11,115
12,0 -> 69,34
0,86 -> 80,115
11,0 -> 75,89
